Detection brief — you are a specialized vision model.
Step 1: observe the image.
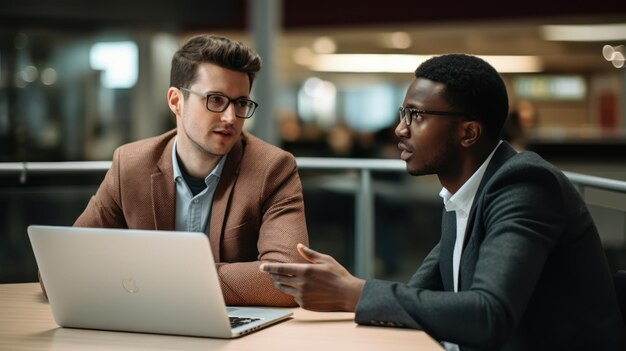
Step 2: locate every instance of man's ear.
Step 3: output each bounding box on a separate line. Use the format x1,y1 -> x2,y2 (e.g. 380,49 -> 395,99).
167,87 -> 182,117
460,120 -> 482,148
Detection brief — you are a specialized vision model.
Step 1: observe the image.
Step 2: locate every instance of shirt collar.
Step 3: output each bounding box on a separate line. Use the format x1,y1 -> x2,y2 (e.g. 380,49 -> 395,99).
172,136 -> 227,183
439,140 -> 503,216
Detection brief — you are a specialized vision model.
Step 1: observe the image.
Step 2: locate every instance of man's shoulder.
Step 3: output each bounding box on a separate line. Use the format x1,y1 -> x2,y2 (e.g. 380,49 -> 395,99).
115,129 -> 176,171
486,148 -> 570,194
503,150 -> 560,176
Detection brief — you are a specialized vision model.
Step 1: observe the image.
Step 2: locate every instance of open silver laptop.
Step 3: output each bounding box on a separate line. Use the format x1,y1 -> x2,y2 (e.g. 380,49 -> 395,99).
28,225 -> 292,338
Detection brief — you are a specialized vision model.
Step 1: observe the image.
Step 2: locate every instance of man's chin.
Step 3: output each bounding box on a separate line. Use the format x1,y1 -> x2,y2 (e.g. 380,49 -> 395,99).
406,165 -> 432,177
203,146 -> 231,157
191,141 -> 232,158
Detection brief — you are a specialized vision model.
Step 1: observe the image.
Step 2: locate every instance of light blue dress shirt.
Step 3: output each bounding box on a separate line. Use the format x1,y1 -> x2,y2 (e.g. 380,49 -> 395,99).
172,137 -> 227,234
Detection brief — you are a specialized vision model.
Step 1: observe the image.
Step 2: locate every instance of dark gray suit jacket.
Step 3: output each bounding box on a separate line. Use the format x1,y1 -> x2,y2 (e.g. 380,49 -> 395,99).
355,142 -> 625,350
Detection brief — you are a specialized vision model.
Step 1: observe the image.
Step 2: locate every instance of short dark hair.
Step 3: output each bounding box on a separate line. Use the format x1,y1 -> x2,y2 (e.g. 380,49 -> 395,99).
170,34 -> 261,92
414,54 -> 509,140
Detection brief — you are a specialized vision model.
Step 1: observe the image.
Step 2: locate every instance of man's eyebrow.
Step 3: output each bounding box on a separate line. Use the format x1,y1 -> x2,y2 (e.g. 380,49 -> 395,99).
402,104 -> 421,109
205,91 -> 250,100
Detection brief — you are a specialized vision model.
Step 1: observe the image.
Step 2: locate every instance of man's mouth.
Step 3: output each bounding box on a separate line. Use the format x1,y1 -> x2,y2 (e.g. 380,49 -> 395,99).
398,141 -> 413,161
214,129 -> 233,136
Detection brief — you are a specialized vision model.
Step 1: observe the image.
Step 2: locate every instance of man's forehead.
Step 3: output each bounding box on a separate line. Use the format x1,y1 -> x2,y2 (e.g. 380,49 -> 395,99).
403,78 -> 446,104
191,62 -> 251,93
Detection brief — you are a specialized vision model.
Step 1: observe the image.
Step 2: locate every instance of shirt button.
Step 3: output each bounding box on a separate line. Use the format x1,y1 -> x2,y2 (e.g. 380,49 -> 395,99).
193,199 -> 198,204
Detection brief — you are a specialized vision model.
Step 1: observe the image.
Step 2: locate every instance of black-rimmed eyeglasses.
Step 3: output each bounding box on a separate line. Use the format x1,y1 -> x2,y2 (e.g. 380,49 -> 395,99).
179,87 -> 258,119
398,106 -> 466,126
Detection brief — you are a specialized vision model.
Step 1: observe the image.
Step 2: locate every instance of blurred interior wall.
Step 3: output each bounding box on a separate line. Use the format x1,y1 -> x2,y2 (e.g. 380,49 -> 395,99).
131,32 -> 178,141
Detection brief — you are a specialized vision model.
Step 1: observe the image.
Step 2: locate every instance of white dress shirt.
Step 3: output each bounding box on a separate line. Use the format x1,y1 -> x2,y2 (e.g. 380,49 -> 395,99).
439,140 -> 502,351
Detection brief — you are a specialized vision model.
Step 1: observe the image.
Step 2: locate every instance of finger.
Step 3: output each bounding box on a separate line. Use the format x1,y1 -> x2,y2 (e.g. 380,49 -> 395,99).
259,263 -> 268,273
268,273 -> 298,288
260,262 -> 308,276
297,243 -> 330,264
272,282 -> 300,299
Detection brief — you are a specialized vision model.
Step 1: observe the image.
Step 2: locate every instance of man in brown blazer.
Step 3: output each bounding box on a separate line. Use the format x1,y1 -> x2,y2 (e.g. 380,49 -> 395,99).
73,34 -> 309,307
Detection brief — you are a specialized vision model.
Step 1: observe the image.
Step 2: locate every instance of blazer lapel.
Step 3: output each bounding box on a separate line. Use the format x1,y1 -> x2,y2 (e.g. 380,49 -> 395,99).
439,208 -> 456,291
463,142 -> 517,245
459,142 -> 517,288
208,135 -> 246,262
152,135 -> 176,230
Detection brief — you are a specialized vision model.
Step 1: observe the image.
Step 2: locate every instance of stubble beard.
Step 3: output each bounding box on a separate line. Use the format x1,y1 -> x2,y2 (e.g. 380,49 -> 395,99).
407,131 -> 457,178
181,120 -> 230,158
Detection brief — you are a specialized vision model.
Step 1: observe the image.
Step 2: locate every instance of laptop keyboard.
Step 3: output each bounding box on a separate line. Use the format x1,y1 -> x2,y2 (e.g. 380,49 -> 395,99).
229,316 -> 260,328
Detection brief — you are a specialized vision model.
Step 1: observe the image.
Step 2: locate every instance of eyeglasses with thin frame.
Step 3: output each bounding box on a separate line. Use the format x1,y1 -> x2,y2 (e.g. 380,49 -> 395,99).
398,106 -> 466,126
179,87 -> 258,119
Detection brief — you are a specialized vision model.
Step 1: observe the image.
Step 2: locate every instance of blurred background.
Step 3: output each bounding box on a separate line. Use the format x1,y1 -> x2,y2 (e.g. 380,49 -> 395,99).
1,0 -> 626,284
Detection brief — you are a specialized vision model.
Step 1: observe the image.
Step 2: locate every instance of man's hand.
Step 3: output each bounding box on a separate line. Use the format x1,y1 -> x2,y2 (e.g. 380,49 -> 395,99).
260,243 -> 366,312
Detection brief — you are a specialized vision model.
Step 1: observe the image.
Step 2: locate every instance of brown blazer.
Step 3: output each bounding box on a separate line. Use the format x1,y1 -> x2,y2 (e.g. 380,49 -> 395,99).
75,129 -> 309,306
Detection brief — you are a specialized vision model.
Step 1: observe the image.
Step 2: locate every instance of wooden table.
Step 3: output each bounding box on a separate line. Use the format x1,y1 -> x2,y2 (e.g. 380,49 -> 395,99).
0,283 -> 442,350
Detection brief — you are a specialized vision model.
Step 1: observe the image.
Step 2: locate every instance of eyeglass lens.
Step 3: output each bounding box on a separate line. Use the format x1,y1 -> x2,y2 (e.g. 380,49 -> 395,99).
207,94 -> 256,118
398,107 -> 413,126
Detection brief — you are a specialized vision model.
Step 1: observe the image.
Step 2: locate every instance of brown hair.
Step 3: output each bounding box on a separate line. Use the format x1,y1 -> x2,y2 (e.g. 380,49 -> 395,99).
169,34 -> 261,92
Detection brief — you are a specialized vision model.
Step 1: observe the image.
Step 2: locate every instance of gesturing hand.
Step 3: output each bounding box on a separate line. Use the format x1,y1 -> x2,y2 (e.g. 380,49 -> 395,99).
260,243 -> 366,312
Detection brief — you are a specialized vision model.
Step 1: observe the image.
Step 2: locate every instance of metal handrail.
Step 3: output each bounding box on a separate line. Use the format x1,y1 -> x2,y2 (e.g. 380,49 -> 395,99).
2,159 -> 626,193
0,161 -> 112,174
563,171 -> 626,194
2,159 -> 626,278
0,159 -> 406,173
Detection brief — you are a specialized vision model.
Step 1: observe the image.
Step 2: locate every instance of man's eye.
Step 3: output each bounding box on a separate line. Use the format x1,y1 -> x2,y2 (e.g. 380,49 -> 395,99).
234,100 -> 250,108
410,111 -> 424,122
208,95 -> 226,105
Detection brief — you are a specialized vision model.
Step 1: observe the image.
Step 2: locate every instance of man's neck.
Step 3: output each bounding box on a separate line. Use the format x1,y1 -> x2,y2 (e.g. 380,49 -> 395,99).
439,140 -> 499,194
176,144 -> 222,179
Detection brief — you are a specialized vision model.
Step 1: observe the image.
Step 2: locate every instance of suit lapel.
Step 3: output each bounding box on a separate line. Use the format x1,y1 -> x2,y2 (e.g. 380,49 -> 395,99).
152,134 -> 176,230
208,134 -> 246,262
439,209 -> 456,291
458,142 -> 517,288
463,142 -> 517,246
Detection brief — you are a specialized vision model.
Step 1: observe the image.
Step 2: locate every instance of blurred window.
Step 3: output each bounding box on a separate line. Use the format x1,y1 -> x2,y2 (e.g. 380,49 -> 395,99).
297,77 -> 337,129
89,41 -> 138,89
344,85 -> 397,132
514,75 -> 586,100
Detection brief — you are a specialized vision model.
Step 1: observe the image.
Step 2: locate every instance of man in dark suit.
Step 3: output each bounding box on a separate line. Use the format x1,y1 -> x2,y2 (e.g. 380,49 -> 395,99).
261,54 -> 625,350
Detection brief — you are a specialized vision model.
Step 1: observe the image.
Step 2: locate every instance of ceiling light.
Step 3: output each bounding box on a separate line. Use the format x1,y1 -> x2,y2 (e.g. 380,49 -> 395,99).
612,56 -> 625,68
41,68 -> 58,85
483,56 -> 542,73
312,36 -> 337,54
293,47 -> 314,65
603,45 -> 625,68
303,54 -> 541,73
309,54 -> 418,73
390,32 -> 411,49
377,32 -> 412,49
541,24 -> 626,41
21,66 -> 38,83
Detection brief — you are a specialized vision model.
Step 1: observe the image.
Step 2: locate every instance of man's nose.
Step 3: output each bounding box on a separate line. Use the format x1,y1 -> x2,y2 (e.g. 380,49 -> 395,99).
395,120 -> 409,138
221,103 -> 237,123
